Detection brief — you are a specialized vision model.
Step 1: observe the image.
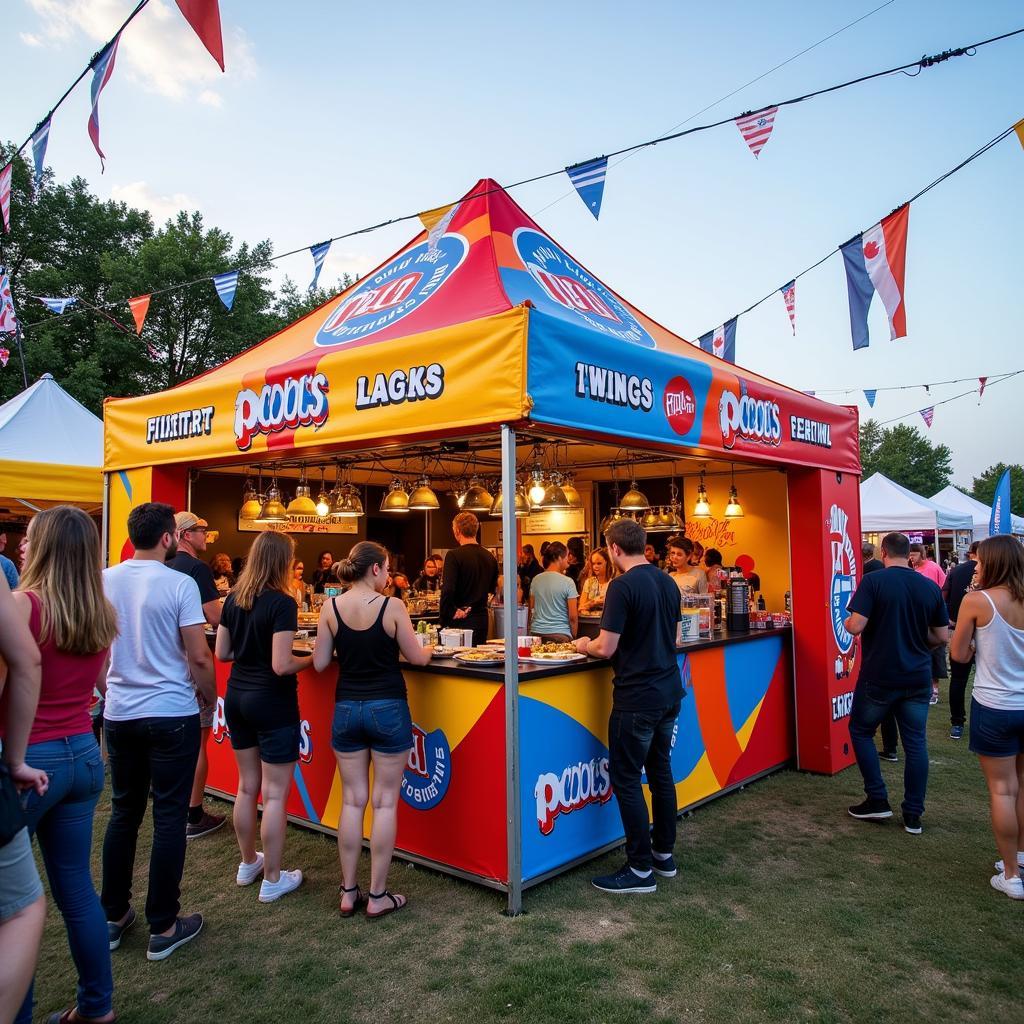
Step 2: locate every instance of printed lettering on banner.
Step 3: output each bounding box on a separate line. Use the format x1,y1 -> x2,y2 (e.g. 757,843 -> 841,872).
828,503 -> 856,658
234,372 -> 329,451
534,755 -> 613,835
663,375 -> 697,435
212,697 -> 229,743
574,361 -> 653,411
401,723 -> 451,810
355,362 -> 444,410
146,406 -> 214,445
719,382 -> 782,450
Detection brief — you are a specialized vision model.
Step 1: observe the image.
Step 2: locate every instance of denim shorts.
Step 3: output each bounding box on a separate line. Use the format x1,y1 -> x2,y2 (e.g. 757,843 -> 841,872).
0,827 -> 43,922
331,699 -> 412,755
969,697 -> 1024,757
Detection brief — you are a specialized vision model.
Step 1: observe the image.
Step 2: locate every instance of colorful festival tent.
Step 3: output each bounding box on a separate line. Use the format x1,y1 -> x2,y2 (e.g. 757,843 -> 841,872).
930,483 -> 1024,539
0,373 -> 103,509
859,473 -> 972,534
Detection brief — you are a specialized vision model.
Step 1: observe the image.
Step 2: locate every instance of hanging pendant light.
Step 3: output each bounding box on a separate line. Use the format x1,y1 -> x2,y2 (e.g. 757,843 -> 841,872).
287,466 -> 318,517
641,507 -> 662,531
560,474 -> 583,509
255,478 -> 288,524
380,477 -> 410,513
490,482 -> 530,518
408,476 -> 440,510
693,469 -> 712,518
314,467 -> 331,518
618,480 -> 650,511
724,467 -> 744,519
540,474 -> 570,510
462,476 -> 494,514
239,472 -> 262,520
527,468 -> 547,507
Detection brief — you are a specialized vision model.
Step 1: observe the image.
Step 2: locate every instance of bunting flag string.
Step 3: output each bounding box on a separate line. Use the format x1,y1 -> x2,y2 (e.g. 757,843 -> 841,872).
308,241 -> 331,291
864,389 -> 877,407
735,106 -> 779,158
874,369 -> 1024,427
0,269 -> 18,334
30,120 -> 51,189
87,37 -> 121,172
128,294 -> 151,335
0,163 -> 11,233
565,157 -> 608,219
779,280 -> 796,335
698,318 -> 738,363
174,0 -> 225,72
920,406 -> 934,427
34,296 -> 78,315
1015,118 -> 1024,150
213,270 -> 239,310
978,376 -> 988,399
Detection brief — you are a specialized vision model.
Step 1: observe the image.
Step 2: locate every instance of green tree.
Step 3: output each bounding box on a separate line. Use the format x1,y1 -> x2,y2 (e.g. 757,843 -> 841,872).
971,463 -> 1024,517
859,419 -> 953,495
272,274 -> 356,325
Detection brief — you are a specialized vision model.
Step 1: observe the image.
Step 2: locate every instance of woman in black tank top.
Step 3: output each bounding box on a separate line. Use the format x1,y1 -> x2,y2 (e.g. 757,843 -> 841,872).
313,542 -> 431,919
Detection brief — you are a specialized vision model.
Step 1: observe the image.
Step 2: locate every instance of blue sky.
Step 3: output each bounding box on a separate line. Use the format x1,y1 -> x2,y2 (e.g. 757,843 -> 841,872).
7,0 -> 1023,484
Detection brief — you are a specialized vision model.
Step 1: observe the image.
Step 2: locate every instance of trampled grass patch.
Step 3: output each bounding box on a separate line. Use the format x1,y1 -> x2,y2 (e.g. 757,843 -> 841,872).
31,706 -> 1020,1024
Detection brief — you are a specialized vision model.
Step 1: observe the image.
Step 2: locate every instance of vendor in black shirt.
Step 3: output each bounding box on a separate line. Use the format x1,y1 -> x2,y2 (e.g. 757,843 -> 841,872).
575,518 -> 682,895
944,541 -> 979,736
440,511 -> 498,645
311,550 -> 337,594
413,556 -> 442,593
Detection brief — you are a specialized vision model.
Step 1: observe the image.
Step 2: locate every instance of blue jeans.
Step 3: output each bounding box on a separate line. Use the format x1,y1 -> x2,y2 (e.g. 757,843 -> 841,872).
16,732 -> 111,1024
849,682 -> 931,816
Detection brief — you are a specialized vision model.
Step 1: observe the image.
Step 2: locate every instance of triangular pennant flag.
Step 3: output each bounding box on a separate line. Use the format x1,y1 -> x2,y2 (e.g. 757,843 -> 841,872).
128,294 -> 151,335
0,348 -> 8,368
34,296 -> 78,315
419,202 -> 460,252
864,389 -> 877,407
735,107 -> 779,158
31,119 -> 51,189
213,270 -> 239,310
779,280 -> 796,335
175,0 -> 225,72
0,163 -> 11,233
978,376 -> 988,399
308,241 -> 331,291
1015,118 -> 1024,151
698,318 -> 737,364
920,407 -> 934,428
88,36 -> 121,172
802,390 -> 816,397
0,268 -> 18,334
565,157 -> 608,219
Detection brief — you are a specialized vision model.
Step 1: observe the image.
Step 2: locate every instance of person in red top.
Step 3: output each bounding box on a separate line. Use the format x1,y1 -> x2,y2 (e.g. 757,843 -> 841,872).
911,543 -> 949,705
6,507 -> 119,1024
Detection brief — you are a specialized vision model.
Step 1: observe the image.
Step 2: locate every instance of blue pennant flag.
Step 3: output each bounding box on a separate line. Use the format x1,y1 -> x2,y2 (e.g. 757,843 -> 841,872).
840,233 -> 873,351
565,157 -> 608,219
35,296 -> 78,315
213,270 -> 239,311
864,389 -> 877,407
31,119 -> 51,189
698,318 -> 737,364
990,468 -> 1012,536
308,241 -> 331,292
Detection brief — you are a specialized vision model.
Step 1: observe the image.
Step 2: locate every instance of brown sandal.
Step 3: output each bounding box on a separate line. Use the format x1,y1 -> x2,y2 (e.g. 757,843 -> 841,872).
46,1010 -> 116,1024
365,890 -> 407,920
338,884 -> 364,918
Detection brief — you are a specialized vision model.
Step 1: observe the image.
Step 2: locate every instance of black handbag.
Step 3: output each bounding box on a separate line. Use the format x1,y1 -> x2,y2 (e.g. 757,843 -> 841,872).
0,761 -> 26,847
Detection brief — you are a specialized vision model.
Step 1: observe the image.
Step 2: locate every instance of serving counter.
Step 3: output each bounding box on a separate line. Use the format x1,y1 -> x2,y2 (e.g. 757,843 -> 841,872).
204,627 -> 793,892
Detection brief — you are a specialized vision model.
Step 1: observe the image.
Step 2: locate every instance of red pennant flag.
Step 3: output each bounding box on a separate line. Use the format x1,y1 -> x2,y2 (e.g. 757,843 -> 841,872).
978,376 -> 988,399
0,163 -> 12,233
175,0 -> 225,71
128,294 -> 151,335
920,407 -> 934,428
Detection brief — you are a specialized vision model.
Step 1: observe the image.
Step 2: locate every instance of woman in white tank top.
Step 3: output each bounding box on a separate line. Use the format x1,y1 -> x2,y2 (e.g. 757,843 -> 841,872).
950,536 -> 1024,901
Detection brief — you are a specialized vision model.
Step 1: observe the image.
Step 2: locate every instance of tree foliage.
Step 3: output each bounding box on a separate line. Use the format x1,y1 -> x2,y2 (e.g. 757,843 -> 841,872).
859,418 -> 953,495
971,463 -> 1024,517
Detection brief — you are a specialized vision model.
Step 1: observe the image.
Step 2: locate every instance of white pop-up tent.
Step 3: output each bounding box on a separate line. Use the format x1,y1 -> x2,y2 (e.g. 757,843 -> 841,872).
860,473 -> 974,534
931,484 -> 1024,539
0,373 -> 103,512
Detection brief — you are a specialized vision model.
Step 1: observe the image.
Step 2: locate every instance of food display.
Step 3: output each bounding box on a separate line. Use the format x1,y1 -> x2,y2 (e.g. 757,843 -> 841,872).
532,641 -> 577,654
453,650 -> 505,665
431,645 -> 472,658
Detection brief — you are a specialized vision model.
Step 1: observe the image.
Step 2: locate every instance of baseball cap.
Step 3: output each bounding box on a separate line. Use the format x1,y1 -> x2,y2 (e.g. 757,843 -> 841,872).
175,511 -> 210,533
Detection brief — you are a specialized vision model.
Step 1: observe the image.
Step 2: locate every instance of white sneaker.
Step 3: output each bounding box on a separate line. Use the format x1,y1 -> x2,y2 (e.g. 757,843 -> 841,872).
989,873 -> 1024,900
258,868 -> 303,903
236,852 -> 264,886
993,852 -> 1024,873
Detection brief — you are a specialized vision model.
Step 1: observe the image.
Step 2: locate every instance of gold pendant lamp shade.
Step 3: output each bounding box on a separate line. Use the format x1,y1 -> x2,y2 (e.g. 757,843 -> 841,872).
618,480 -> 650,511
461,477 -> 494,514
255,480 -> 288,524
380,478 -> 410,513
239,476 -> 262,521
408,477 -> 440,511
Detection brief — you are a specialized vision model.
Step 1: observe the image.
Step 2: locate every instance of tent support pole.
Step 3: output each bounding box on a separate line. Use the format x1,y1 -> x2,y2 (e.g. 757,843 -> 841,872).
500,424 -> 523,915
101,472 -> 110,568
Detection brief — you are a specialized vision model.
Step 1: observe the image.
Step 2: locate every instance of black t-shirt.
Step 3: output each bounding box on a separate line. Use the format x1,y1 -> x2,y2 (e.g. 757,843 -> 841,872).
413,573 -> 441,593
440,544 -> 498,626
221,590 -> 299,705
945,560 -> 977,622
863,558 -> 884,575
847,566 -> 949,689
600,563 -> 683,710
167,551 -> 219,605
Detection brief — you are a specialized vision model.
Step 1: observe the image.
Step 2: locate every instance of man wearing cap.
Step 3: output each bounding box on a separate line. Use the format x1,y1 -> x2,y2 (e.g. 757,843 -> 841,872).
167,512 -> 225,840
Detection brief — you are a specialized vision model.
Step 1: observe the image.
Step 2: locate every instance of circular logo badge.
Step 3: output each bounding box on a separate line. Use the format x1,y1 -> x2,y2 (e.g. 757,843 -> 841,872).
314,234 -> 468,348
829,504 -> 855,655
401,723 -> 451,810
512,228 -> 655,347
663,375 -> 697,435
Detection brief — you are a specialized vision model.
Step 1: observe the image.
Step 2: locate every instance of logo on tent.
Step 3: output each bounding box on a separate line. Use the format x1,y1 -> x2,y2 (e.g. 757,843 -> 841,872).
315,234 -> 468,347
828,503 -> 856,656
511,228 -> 655,347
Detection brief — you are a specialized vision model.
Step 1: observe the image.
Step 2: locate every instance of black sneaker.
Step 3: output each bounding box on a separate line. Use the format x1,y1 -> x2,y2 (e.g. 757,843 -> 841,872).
879,750 -> 899,762
903,814 -> 923,835
949,725 -> 964,740
108,906 -> 136,951
186,811 -> 225,841
651,854 -> 677,878
848,798 -> 893,821
146,913 -> 204,962
592,863 -> 657,894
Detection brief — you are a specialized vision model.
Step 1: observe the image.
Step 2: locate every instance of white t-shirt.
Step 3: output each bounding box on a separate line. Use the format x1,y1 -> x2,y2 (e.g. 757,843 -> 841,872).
103,559 -> 206,721
672,568 -> 708,595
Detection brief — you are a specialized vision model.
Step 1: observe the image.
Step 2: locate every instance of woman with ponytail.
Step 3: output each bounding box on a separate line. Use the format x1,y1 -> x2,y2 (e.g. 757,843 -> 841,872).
313,542 -> 431,919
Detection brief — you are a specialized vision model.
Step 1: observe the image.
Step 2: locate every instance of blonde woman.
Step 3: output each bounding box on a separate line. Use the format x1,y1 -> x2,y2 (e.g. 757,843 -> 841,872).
950,536 -> 1024,900
578,547 -> 616,615
216,532 -> 312,903
313,542 -> 431,918
5,507 -> 118,1024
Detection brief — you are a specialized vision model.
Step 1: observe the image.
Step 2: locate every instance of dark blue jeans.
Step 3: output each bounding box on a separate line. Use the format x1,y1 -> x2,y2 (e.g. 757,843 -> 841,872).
16,732 -> 111,1024
608,702 -> 681,872
849,682 -> 930,816
102,715 -> 200,934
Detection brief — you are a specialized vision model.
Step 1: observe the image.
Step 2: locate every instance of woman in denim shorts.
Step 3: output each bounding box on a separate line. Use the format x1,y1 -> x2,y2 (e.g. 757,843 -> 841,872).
313,542 -> 431,919
951,536 -> 1024,901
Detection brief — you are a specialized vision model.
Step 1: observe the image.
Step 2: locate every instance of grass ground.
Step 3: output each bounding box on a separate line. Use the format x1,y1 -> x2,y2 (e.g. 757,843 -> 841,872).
32,704 -> 1020,1024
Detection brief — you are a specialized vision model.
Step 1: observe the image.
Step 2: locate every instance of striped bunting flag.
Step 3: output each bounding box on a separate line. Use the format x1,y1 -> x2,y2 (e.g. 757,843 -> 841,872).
978,376 -> 988,399
698,318 -> 737,364
0,347 -> 8,367
308,241 -> 331,291
779,280 -> 796,335
213,270 -> 239,310
0,268 -> 17,334
565,157 -> 608,219
920,407 -> 934,428
31,119 -> 51,188
87,36 -> 121,172
864,389 -> 877,407
0,163 -> 11,233
735,107 -> 778,158
35,296 -> 78,315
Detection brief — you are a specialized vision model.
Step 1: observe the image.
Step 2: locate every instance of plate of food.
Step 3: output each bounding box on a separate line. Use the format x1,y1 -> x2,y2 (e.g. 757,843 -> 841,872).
431,645 -> 471,658
453,650 -> 506,665
520,651 -> 587,663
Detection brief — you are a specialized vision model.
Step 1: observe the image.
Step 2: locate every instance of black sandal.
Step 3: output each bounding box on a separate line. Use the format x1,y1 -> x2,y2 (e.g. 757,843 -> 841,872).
365,890 -> 407,920
338,884 -> 364,918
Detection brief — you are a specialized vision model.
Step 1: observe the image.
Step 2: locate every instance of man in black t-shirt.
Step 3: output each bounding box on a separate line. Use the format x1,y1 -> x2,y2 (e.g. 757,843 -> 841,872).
575,519 -> 682,894
844,532 -> 949,835
943,542 -> 979,738
862,542 -> 884,575
440,512 -> 498,645
168,511 -> 225,840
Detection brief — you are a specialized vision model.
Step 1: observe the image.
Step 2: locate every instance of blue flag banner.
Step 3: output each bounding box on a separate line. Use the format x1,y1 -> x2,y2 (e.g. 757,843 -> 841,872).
35,296 -> 78,315
31,119 -> 51,189
840,233 -> 873,350
698,318 -> 737,364
990,468 -> 1012,535
213,270 -> 239,311
565,157 -> 608,220
864,389 -> 877,407
87,36 -> 120,172
308,241 -> 331,292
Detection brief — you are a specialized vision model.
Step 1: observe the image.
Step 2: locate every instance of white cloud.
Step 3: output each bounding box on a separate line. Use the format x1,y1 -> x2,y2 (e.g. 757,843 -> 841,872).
24,0 -> 257,101
198,89 -> 223,108
110,180 -> 200,224
19,31 -> 43,46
